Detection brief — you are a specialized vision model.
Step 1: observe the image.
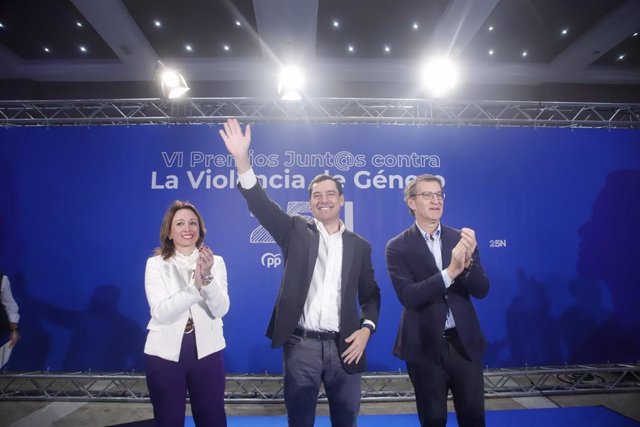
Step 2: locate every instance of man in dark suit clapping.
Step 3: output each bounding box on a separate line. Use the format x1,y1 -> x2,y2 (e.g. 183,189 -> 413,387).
386,174 -> 489,427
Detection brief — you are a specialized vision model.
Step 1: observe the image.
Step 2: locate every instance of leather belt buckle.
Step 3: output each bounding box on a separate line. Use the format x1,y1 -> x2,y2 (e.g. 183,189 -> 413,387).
293,328 -> 336,340
184,319 -> 194,334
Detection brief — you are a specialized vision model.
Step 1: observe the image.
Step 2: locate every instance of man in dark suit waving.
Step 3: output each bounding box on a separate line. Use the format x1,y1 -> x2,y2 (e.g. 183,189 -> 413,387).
219,119 -> 381,427
385,174 -> 489,427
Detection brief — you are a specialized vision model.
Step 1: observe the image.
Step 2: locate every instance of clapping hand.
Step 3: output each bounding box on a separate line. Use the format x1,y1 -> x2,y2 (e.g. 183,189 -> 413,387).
459,227 -> 477,269
448,227 -> 478,278
195,245 -> 214,288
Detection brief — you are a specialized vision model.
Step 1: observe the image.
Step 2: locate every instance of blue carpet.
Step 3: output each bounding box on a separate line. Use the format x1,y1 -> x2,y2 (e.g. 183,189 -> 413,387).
182,406 -> 638,426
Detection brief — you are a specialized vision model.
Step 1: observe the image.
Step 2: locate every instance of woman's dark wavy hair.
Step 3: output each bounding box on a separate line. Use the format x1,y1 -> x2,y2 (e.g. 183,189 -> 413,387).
155,201 -> 207,260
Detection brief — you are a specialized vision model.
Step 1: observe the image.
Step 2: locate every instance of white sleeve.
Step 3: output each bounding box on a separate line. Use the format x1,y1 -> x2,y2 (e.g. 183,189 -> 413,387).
199,256 -> 230,318
238,168 -> 258,189
441,270 -> 453,288
1,276 -> 20,323
144,258 -> 201,325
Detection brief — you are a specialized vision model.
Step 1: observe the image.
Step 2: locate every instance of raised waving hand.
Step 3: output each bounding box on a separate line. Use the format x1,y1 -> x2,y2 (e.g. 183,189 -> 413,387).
218,118 -> 252,173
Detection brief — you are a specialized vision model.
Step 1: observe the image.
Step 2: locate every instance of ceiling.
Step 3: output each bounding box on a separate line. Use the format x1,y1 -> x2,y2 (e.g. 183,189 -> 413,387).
1,0 -> 639,102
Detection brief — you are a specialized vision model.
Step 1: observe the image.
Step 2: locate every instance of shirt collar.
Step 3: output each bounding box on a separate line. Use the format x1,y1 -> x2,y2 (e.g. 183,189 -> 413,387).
416,222 -> 441,241
314,218 -> 346,237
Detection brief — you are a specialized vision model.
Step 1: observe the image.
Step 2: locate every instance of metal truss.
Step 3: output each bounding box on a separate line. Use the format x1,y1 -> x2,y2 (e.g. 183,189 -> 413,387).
0,98 -> 639,128
1,364 -> 638,403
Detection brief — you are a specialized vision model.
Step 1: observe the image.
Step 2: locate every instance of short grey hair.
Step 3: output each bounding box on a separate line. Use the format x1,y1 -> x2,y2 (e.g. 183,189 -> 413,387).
404,174 -> 445,216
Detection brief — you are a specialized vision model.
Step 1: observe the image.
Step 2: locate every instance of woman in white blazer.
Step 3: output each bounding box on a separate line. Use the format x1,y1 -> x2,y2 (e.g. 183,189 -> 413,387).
144,201 -> 229,427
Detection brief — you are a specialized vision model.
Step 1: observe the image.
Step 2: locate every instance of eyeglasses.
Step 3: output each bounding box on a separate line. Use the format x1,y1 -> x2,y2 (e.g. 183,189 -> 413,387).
413,191 -> 445,201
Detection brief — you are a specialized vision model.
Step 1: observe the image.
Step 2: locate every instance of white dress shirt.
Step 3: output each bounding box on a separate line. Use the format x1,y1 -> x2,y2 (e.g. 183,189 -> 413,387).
416,222 -> 456,330
299,219 -> 345,332
1,275 -> 20,323
239,168 -> 374,333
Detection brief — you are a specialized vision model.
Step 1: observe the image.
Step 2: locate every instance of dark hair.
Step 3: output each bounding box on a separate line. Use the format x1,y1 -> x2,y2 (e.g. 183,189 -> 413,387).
155,201 -> 207,260
404,174 -> 444,217
307,174 -> 344,198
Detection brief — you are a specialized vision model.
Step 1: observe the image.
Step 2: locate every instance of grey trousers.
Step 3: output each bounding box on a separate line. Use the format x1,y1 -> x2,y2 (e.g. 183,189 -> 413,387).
283,334 -> 361,427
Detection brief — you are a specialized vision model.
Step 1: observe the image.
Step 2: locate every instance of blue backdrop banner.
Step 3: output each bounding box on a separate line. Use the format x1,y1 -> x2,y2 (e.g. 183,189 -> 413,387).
1,124 -> 639,373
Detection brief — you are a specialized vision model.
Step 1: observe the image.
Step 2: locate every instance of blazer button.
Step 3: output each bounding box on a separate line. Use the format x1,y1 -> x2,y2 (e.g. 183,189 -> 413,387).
444,295 -> 449,300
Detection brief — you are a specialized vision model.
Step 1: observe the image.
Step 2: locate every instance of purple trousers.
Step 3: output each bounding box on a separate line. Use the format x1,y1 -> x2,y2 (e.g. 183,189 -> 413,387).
145,331 -> 227,427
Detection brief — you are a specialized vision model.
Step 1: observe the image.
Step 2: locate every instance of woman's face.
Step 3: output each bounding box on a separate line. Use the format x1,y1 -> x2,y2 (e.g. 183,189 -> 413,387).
169,208 -> 200,254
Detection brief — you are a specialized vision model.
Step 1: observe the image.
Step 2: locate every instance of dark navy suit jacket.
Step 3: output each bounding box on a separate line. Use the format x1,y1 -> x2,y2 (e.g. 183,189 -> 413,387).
386,223 -> 489,363
239,182 -> 381,374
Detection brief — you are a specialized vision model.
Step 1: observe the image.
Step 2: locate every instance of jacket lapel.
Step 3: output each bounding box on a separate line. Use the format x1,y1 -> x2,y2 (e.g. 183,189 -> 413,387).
341,231 -> 355,296
440,225 -> 457,269
167,260 -> 190,290
306,222 -> 320,287
408,223 -> 438,271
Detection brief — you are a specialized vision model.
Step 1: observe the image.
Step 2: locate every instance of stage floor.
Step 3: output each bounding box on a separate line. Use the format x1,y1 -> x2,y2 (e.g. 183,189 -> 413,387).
203,407 -> 638,427
2,393 -> 639,426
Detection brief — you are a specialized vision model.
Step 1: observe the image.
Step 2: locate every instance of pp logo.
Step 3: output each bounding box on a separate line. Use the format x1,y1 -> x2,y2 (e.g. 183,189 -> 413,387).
261,252 -> 283,268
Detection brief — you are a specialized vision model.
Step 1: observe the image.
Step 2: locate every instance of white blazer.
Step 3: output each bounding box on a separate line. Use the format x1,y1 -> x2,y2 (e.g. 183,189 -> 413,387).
143,254 -> 229,362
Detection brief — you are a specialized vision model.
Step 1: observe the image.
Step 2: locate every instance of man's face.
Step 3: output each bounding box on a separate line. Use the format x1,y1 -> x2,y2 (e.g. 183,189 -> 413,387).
309,179 -> 344,224
408,179 -> 444,223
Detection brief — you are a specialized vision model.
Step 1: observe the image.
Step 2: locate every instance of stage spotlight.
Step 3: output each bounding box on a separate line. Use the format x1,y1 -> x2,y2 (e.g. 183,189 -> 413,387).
421,57 -> 458,98
278,65 -> 305,101
157,61 -> 190,99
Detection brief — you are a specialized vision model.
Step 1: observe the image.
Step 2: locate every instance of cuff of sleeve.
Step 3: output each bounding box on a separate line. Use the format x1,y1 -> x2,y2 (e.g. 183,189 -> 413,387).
238,168 -> 257,189
361,319 -> 376,333
199,279 -> 221,299
441,270 -> 453,288
185,284 -> 203,300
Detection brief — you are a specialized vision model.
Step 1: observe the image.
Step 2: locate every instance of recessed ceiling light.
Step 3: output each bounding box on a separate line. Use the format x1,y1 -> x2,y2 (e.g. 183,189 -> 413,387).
333,20 -> 339,29
76,21 -> 83,28
488,25 -> 494,31
79,45 -> 87,53
185,44 -> 193,52
522,50 -> 528,57
348,45 -> 354,53
617,53 -> 625,61
43,47 -> 51,53
412,22 -> 419,30
561,28 -> 568,35
235,20 -> 241,27
384,45 -> 391,53
633,32 -> 638,37
154,20 -> 162,28
488,49 -> 494,56
0,22 -> 4,29
223,44 -> 230,51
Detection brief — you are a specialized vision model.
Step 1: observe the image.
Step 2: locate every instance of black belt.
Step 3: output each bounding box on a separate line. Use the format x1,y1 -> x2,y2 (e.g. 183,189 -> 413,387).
443,328 -> 458,339
293,328 -> 337,341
